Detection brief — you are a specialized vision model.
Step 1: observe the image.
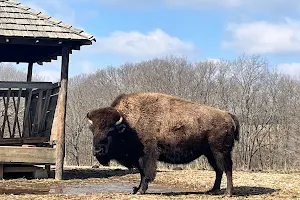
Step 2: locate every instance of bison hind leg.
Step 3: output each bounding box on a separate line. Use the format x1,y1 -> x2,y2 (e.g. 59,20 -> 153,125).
223,153 -> 233,196
209,150 -> 234,197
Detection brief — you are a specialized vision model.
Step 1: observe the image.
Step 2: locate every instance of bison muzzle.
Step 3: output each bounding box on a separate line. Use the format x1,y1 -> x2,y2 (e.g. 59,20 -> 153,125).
87,92 -> 240,196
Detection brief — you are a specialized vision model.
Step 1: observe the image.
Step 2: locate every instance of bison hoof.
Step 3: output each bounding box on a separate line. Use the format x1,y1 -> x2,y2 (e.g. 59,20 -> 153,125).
206,188 -> 221,195
132,186 -> 147,195
137,190 -> 146,195
132,187 -> 139,194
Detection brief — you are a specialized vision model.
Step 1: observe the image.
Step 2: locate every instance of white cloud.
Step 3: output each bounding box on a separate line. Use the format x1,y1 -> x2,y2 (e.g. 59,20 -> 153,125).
89,29 -> 196,59
222,18 -> 300,54
33,60 -> 61,82
80,60 -> 97,74
35,70 -> 60,82
277,63 -> 300,77
206,58 -> 221,63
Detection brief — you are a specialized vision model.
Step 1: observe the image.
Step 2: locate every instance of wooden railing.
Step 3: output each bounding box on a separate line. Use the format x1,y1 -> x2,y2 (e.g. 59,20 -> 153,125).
0,82 -> 59,144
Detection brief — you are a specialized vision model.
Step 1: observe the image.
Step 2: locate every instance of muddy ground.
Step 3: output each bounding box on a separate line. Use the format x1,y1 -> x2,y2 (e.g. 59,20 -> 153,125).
0,167 -> 299,199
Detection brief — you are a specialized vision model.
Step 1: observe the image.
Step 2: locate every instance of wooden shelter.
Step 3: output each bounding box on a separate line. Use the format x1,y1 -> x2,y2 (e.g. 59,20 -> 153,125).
0,0 -> 95,179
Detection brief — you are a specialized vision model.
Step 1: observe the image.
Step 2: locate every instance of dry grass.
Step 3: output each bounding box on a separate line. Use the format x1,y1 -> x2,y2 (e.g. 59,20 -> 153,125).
0,167 -> 299,200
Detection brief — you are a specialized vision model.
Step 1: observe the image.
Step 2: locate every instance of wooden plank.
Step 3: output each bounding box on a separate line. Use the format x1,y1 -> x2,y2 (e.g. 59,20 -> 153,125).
36,90 -> 43,135
48,94 -> 59,141
0,87 -> 52,97
0,146 -> 56,164
0,89 -> 26,97
0,137 -> 48,145
2,89 -> 12,138
24,63 -> 34,137
45,165 -> 51,177
31,90 -> 43,136
40,89 -> 51,134
0,82 -> 53,89
55,46 -> 70,180
12,88 -> 22,138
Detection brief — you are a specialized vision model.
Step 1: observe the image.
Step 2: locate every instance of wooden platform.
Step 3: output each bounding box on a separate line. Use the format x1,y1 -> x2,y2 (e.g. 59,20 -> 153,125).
0,146 -> 55,179
0,146 -> 55,165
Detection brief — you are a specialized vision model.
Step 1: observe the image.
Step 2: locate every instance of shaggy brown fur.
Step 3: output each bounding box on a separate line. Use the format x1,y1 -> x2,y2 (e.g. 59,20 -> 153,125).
87,92 -> 240,196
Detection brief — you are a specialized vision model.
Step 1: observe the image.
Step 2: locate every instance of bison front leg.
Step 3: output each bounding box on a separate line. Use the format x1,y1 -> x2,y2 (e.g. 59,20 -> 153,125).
205,151 -> 223,193
132,159 -> 145,194
134,142 -> 158,195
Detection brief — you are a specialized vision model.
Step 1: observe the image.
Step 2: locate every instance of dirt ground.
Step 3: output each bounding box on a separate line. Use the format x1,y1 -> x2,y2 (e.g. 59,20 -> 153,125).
0,167 -> 299,200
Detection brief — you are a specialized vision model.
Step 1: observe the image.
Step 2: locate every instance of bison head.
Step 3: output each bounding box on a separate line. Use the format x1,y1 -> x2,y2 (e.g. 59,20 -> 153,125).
86,107 -> 126,166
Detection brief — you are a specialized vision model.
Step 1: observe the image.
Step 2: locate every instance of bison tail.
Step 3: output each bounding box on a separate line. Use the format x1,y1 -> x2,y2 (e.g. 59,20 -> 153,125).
229,113 -> 240,142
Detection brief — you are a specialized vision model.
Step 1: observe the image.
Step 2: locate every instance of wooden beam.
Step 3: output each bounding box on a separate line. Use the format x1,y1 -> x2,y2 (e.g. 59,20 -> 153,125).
0,82 -> 53,89
0,44 -> 62,63
0,146 -> 55,164
0,37 -> 90,47
55,46 -> 70,180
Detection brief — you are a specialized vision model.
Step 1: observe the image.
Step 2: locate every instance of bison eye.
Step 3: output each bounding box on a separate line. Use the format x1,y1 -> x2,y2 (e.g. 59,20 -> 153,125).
89,125 -> 95,132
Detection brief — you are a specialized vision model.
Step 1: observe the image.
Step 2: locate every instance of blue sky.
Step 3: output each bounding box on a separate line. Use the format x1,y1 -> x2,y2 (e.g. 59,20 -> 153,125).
16,0 -> 300,81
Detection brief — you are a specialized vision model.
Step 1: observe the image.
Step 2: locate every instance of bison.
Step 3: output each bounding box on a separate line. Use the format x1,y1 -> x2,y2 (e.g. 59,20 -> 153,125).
87,92 -> 240,196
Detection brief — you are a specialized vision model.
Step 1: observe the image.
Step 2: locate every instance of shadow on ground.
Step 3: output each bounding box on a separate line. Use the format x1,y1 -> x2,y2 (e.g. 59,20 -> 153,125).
55,168 -> 139,180
149,186 -> 279,197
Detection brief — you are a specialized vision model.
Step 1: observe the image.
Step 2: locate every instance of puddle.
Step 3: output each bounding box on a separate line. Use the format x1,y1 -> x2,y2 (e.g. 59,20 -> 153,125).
0,182 -> 184,195
50,182 -> 183,194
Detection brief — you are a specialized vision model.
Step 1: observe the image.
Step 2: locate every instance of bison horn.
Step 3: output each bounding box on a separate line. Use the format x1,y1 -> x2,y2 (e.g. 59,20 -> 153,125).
86,112 -> 93,124
115,116 -> 123,125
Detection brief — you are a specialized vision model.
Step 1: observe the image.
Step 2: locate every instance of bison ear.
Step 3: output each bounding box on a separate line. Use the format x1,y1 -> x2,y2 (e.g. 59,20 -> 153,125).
115,116 -> 123,125
116,124 -> 126,133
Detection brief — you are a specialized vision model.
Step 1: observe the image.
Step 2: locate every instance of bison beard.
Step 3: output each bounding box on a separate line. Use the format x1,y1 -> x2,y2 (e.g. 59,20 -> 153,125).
87,92 -> 240,196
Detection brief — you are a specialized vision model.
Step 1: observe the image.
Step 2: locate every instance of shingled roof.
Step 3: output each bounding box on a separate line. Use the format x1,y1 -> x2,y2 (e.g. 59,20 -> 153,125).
0,0 -> 95,42
0,0 -> 95,63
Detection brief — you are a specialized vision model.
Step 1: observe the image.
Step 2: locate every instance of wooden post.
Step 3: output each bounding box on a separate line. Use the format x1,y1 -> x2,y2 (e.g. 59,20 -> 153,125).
23,62 -> 33,137
27,63 -> 33,82
55,47 -> 70,180
45,164 -> 51,177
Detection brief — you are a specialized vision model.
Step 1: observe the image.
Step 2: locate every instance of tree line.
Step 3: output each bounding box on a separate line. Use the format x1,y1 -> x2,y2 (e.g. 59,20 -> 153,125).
1,54 -> 300,171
